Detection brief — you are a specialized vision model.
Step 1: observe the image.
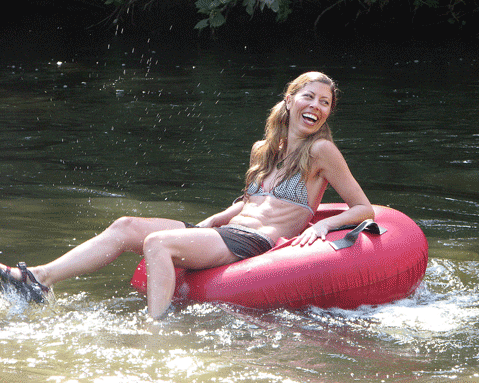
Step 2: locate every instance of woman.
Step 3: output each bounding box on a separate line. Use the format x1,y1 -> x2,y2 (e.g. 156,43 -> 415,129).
0,72 -> 374,319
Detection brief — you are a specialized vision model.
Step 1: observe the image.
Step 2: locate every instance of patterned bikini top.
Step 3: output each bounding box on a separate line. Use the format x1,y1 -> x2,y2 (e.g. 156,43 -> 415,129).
246,172 -> 314,215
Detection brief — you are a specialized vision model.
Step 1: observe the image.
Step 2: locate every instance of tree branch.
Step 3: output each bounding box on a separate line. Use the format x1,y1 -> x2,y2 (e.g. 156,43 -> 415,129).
314,0 -> 346,34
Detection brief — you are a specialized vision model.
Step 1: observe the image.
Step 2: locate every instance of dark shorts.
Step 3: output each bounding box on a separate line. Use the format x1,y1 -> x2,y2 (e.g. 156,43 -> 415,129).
182,222 -> 275,259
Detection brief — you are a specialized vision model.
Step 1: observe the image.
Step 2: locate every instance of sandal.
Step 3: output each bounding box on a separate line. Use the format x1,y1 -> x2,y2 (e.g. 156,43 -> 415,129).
0,262 -> 49,303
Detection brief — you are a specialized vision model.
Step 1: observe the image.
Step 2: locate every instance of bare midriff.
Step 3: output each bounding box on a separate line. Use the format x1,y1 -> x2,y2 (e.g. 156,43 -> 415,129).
227,172 -> 328,242
228,195 -> 314,242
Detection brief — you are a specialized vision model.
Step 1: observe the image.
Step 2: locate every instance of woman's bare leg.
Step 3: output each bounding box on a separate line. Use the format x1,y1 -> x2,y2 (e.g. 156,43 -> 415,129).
0,218 -> 241,318
142,228 -> 239,318
0,216 -> 186,287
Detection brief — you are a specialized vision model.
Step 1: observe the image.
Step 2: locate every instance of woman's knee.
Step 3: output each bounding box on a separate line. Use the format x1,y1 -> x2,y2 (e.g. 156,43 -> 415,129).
109,216 -> 138,232
108,216 -> 184,237
143,232 -> 176,260
144,231 -> 169,250
104,216 -> 147,253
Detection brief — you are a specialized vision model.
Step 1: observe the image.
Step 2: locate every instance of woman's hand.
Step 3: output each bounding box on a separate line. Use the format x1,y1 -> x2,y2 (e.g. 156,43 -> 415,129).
292,221 -> 330,246
196,216 -> 216,228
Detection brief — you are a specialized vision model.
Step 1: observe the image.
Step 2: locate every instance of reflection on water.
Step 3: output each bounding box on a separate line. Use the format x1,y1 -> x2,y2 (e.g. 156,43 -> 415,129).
1,27 -> 479,382
3,267 -> 479,383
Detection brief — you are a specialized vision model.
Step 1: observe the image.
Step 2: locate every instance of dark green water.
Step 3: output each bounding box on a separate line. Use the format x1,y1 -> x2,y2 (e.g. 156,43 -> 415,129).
0,26 -> 478,382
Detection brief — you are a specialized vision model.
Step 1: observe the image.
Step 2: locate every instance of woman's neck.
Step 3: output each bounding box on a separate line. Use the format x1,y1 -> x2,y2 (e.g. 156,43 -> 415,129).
284,134 -> 305,156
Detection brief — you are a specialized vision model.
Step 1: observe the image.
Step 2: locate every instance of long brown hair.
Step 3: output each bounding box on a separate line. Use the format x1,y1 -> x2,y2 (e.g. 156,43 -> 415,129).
245,72 -> 339,192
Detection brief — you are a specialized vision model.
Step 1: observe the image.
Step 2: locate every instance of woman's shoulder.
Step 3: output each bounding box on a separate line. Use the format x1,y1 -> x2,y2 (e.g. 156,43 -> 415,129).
249,140 -> 267,164
252,140 -> 266,150
250,140 -> 267,157
310,138 -> 339,157
309,139 -> 346,173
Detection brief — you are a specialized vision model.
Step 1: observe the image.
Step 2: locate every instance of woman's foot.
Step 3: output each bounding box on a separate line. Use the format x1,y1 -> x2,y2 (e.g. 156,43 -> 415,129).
0,262 -> 49,303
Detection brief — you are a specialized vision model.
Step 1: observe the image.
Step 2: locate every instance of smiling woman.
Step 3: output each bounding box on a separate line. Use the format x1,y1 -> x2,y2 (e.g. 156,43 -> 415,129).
285,81 -> 332,136
0,71 -> 373,319
242,72 -> 371,246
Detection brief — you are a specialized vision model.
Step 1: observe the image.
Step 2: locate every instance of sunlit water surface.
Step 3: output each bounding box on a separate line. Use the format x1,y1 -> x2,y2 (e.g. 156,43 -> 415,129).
0,26 -> 478,382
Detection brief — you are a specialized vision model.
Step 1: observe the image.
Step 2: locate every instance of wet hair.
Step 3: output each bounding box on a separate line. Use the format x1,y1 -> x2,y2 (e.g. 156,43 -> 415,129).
245,71 -> 339,192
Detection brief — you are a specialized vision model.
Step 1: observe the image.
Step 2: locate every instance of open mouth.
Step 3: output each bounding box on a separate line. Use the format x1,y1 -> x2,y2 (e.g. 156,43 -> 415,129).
302,113 -> 318,123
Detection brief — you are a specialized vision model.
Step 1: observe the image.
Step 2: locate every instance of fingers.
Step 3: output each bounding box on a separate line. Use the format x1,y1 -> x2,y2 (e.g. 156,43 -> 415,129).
291,236 -> 301,246
308,230 -> 326,245
291,233 -> 311,246
306,231 -> 317,246
291,228 -> 327,246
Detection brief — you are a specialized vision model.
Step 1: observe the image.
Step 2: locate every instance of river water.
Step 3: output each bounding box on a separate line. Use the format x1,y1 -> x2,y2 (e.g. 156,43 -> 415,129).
0,23 -> 478,382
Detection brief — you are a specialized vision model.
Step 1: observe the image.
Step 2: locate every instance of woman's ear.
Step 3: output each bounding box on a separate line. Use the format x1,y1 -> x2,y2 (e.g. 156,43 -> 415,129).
285,95 -> 291,111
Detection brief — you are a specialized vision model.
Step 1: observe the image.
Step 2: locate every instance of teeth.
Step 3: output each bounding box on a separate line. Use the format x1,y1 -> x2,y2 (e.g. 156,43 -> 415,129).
302,113 -> 318,122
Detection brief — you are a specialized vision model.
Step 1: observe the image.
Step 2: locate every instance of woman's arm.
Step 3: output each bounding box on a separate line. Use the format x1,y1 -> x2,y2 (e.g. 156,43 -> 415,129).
196,200 -> 245,228
196,199 -> 245,228
293,140 -> 374,246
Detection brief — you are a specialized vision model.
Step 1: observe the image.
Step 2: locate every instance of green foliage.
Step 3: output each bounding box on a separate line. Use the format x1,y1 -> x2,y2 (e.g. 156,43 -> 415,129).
99,0 -> 479,35
243,0 -> 255,15
194,0 -> 292,30
194,0 -> 234,29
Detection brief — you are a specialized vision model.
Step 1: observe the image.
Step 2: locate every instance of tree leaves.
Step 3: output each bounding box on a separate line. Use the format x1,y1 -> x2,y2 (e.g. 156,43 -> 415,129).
210,11 -> 227,27
194,0 -> 233,29
243,0 -> 256,15
194,18 -> 210,29
102,0 -> 478,35
194,0 -> 292,30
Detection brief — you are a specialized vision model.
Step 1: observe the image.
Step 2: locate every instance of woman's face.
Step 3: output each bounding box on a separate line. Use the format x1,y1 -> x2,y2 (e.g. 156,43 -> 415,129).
285,81 -> 333,137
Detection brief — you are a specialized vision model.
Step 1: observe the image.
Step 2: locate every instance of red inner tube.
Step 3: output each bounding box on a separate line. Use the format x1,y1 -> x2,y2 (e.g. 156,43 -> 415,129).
131,204 -> 428,309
